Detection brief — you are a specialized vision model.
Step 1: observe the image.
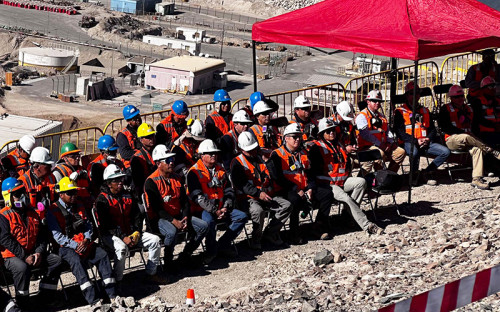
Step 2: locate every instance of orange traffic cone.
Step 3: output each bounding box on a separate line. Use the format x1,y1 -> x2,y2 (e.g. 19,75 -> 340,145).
186,289 -> 195,306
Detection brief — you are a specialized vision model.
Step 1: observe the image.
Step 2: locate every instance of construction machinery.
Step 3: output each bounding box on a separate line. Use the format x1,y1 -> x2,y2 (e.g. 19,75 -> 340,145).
78,16 -> 97,28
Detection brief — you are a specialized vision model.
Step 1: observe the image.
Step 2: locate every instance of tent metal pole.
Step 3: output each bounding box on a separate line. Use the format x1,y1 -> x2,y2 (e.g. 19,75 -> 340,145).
389,57 -> 398,128
252,40 -> 257,92
407,60 -> 419,205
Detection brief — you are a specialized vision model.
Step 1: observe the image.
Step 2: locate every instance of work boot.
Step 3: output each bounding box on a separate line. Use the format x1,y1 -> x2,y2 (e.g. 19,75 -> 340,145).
471,177 -> 490,190
366,222 -> 384,235
422,171 -> 437,186
248,237 -> 262,250
218,247 -> 238,258
203,252 -> 217,265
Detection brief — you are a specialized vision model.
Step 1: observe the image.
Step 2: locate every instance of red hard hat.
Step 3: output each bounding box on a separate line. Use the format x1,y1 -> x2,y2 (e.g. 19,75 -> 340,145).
480,76 -> 496,88
405,81 -> 420,94
449,85 -> 464,97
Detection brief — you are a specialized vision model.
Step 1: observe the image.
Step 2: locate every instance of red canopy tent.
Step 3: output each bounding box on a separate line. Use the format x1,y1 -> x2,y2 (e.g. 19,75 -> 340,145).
252,0 -> 500,60
251,0 -> 500,204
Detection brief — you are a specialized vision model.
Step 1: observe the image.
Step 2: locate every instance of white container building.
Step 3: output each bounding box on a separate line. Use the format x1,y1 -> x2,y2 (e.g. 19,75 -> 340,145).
142,36 -> 201,56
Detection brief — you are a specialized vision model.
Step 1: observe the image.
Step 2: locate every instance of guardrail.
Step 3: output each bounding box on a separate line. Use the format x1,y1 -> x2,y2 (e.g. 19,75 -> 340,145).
103,101 -> 216,136
343,61 -> 440,116
231,83 -> 346,119
0,127 -> 104,160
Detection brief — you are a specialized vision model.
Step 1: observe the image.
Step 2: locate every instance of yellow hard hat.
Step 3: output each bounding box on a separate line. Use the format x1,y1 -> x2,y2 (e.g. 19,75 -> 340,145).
137,123 -> 156,138
56,177 -> 79,193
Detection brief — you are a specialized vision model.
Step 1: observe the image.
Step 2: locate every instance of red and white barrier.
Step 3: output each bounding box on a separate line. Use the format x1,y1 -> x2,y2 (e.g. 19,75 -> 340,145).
378,265 -> 500,312
0,0 -> 77,15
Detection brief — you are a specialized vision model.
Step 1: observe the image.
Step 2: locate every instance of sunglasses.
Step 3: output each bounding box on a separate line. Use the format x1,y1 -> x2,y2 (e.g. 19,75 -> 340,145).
289,135 -> 302,140
259,112 -> 271,116
299,107 -> 311,111
324,129 -> 336,134
64,190 -> 78,196
160,156 -> 175,164
67,154 -> 81,159
203,152 -> 218,156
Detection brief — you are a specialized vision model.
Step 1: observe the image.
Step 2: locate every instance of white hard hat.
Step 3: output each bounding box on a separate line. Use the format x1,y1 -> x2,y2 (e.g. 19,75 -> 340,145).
232,110 -> 252,123
238,131 -> 259,152
152,144 -> 176,161
366,90 -> 383,101
29,147 -> 54,165
318,118 -> 338,134
198,139 -> 221,154
19,135 -> 36,155
189,119 -> 204,137
103,164 -> 126,181
293,95 -> 310,109
252,101 -> 274,115
449,85 -> 464,97
336,101 -> 354,121
283,123 -> 303,137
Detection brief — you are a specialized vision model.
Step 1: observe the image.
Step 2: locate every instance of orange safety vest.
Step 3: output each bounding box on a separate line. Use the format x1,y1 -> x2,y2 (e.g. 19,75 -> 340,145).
272,146 -> 310,191
144,169 -> 182,221
132,147 -> 156,175
312,140 -> 349,186
159,114 -> 186,142
233,154 -> 272,199
87,154 -> 125,175
249,124 -> 282,150
331,115 -> 356,147
443,103 -> 474,141
355,108 -> 389,149
396,104 -> 431,139
18,170 -> 56,210
187,159 -> 227,213
100,192 -> 134,235
290,117 -> 318,142
179,142 -> 196,168
120,127 -> 139,168
7,149 -> 29,176
222,130 -> 239,155
477,96 -> 500,132
208,111 -> 233,136
0,206 -> 40,259
468,64 -> 496,97
54,162 -> 91,198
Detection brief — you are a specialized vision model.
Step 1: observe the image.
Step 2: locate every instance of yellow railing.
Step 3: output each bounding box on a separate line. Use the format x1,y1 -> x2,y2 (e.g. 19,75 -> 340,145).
231,83 -> 346,119
0,127 -> 104,160
343,61 -> 440,116
103,101 -> 216,136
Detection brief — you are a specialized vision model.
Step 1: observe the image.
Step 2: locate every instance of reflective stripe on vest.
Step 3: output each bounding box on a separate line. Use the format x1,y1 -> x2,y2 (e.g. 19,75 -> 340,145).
19,171 -> 56,208
160,114 -> 184,142
100,192 -> 134,235
396,104 -> 430,139
443,103 -> 473,141
355,108 -> 388,149
313,140 -> 349,186
187,159 -> 226,213
234,154 -> 271,199
469,64 -> 496,97
0,207 -> 40,259
273,146 -> 309,190
144,169 -> 182,220
209,111 -> 232,135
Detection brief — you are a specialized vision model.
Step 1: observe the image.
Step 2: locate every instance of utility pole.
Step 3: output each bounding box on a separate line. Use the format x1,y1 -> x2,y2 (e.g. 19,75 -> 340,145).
219,23 -> 224,59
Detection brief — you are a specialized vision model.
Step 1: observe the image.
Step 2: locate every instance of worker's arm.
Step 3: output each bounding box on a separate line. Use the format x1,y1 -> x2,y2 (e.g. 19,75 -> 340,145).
187,170 -> 217,213
394,110 -> 418,144
204,116 -> 217,141
45,210 -> 78,250
0,215 -> 26,259
230,159 -> 260,198
144,178 -> 175,222
438,109 -> 463,136
355,114 -> 382,147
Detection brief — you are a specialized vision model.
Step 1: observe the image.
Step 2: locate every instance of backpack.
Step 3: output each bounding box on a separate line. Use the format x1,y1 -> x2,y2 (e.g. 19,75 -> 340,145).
366,170 -> 402,192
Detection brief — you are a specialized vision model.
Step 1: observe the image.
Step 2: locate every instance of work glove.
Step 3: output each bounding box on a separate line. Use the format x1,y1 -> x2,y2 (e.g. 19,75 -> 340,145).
129,231 -> 141,245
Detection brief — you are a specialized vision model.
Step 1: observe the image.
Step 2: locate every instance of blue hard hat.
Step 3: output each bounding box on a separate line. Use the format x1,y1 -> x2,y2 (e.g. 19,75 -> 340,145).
214,89 -> 231,102
123,105 -> 140,120
98,135 -> 118,152
2,177 -> 23,193
172,100 -> 189,116
250,92 -> 265,109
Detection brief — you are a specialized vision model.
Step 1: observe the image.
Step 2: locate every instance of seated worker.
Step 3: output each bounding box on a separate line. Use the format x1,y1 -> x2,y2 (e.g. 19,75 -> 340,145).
87,135 -> 125,195
96,165 -> 166,287
53,143 -> 91,202
117,105 -> 142,168
465,49 -> 500,103
205,89 -> 233,142
156,100 -> 189,146
46,177 -> 116,307
290,95 -> 318,143
439,85 -> 500,190
220,110 -> 253,171
470,76 -> 500,146
249,101 -> 282,160
395,82 -> 450,186
267,124 -> 322,245
145,145 -> 208,269
332,101 -> 358,155
2,135 -> 36,177
356,90 -> 406,174
130,123 -> 157,197
309,119 -> 383,238
0,178 -> 63,309
187,139 -> 247,264
171,119 -> 205,180
230,132 -> 292,249
18,147 -> 56,211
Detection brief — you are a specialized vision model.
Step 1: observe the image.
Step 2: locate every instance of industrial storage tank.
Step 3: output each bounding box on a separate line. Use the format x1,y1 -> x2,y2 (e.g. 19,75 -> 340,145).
18,47 -> 78,71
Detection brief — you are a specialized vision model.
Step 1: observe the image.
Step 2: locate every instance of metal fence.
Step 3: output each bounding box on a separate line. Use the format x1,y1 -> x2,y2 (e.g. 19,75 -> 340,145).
174,2 -> 262,25
343,61 -> 440,116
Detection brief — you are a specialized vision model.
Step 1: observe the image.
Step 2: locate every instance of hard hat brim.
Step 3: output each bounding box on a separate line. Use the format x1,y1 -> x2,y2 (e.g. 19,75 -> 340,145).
60,149 -> 82,158
201,148 -> 221,153
138,131 -> 157,138
240,141 -> 259,152
125,110 -> 140,121
153,152 -> 176,162
284,130 -> 303,136
104,172 -> 127,181
184,133 -> 205,141
340,115 -> 353,121
318,124 -> 337,134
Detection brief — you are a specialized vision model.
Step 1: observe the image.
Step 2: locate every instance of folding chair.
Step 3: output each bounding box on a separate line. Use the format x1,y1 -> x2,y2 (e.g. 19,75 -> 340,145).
432,83 -> 454,109
444,149 -> 472,181
357,149 -> 399,219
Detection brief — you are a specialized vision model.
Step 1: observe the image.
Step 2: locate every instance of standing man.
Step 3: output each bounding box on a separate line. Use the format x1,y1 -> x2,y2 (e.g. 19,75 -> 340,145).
187,139 -> 247,263
231,132 -> 291,249
465,49 -> 499,102
395,82 -> 450,186
46,177 -> 117,307
220,110 -> 253,171
117,105 -> 142,168
470,76 -> 500,146
439,85 -> 500,190
309,119 -> 383,238
130,123 -> 157,196
96,165 -> 166,286
0,178 -> 63,308
156,100 -> 190,146
249,101 -> 282,159
356,90 -> 406,174
290,95 -> 318,143
205,89 -> 233,142
144,145 -> 208,269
